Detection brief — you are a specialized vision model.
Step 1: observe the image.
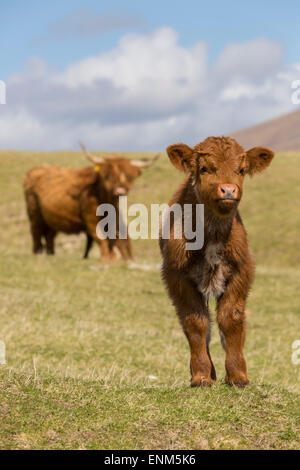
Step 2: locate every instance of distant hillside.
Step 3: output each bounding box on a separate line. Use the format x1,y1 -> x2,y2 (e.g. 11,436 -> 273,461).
230,109 -> 300,151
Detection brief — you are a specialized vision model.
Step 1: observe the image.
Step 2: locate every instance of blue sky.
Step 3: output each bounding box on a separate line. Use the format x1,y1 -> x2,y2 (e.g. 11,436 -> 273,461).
0,1 -> 299,150
2,0 -> 299,80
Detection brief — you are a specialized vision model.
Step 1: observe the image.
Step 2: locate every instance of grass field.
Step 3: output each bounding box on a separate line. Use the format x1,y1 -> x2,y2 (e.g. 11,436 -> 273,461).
0,149 -> 299,450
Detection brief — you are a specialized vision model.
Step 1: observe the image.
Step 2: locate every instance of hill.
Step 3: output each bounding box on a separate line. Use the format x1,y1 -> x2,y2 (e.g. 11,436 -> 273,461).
231,109 -> 300,151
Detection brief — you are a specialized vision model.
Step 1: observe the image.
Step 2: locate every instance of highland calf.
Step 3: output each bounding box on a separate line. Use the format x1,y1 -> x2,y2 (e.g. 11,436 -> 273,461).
24,144 -> 158,260
160,136 -> 274,387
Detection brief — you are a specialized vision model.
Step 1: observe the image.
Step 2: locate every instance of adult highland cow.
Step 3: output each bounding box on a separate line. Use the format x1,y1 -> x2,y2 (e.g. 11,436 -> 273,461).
24,143 -> 158,260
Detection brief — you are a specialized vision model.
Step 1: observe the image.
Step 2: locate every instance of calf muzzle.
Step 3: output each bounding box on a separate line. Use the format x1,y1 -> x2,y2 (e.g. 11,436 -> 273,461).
217,184 -> 239,201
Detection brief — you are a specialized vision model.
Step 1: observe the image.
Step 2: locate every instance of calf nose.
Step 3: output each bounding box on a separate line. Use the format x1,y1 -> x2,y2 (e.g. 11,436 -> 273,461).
217,184 -> 238,200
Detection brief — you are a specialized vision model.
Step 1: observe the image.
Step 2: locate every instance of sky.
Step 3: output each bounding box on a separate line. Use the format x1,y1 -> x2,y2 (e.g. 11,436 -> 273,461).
0,0 -> 300,150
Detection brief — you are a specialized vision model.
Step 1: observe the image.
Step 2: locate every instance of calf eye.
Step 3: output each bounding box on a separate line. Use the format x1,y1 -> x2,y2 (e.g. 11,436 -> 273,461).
239,168 -> 245,175
200,166 -> 208,174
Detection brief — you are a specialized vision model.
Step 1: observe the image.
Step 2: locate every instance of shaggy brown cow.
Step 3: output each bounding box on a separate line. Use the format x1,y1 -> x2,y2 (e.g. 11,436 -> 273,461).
24,144 -> 158,260
160,136 -> 274,387
79,144 -> 158,260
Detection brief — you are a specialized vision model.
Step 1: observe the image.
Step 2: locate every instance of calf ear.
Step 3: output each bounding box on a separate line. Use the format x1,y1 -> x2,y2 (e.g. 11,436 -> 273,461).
166,143 -> 194,172
246,147 -> 275,175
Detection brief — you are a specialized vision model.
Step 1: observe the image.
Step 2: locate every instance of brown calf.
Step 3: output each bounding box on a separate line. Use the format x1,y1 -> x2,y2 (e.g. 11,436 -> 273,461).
160,136 -> 274,387
24,145 -> 158,260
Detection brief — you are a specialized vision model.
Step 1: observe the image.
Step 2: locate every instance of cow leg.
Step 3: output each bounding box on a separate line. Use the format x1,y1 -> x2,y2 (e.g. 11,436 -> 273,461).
83,234 -> 93,259
217,295 -> 249,387
97,238 -> 111,260
83,214 -> 111,261
84,232 -> 111,260
106,239 -> 118,260
86,236 -> 111,261
115,212 -> 134,260
25,192 -> 44,254
30,223 -> 44,254
45,228 -> 56,255
114,239 -> 127,260
112,237 -> 134,261
124,237 -> 134,261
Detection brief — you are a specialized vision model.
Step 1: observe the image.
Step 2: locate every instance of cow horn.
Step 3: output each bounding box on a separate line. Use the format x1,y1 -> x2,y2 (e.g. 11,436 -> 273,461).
131,153 -> 160,169
79,141 -> 105,165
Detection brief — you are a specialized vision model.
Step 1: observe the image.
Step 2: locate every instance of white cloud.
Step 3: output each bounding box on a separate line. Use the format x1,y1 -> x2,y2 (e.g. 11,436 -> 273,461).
1,28 -> 299,150
215,38 -> 284,81
0,110 -> 44,148
55,28 -> 207,91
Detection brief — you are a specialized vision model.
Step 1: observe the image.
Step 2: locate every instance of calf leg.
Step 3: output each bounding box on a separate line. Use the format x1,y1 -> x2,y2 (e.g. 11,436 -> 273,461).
206,325 -> 217,381
217,298 -> 249,387
166,272 -> 216,386
183,313 -> 214,387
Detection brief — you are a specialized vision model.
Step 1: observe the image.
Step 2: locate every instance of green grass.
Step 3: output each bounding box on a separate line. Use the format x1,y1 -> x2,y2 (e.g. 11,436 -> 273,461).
0,149 -> 299,450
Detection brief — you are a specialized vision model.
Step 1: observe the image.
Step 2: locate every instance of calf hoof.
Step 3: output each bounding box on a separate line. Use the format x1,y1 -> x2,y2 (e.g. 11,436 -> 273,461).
225,374 -> 249,388
191,376 -> 213,388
